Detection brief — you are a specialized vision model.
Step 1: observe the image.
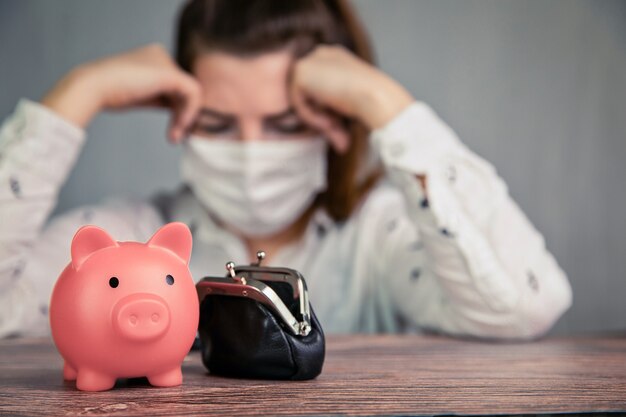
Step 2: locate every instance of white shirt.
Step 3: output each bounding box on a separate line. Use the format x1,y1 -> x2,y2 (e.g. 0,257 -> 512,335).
0,99 -> 572,338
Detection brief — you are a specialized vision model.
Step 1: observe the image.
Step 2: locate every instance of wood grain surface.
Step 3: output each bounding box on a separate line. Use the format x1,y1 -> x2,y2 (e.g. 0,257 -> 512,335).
1,334 -> 625,416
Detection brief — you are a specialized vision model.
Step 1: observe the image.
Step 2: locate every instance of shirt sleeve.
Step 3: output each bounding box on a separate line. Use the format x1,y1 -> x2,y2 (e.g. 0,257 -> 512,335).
369,101 -> 572,339
0,99 -> 86,337
0,99 -> 164,338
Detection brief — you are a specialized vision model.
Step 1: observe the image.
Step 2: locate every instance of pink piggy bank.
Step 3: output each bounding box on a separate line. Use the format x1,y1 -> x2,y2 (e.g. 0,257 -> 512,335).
49,222 -> 199,391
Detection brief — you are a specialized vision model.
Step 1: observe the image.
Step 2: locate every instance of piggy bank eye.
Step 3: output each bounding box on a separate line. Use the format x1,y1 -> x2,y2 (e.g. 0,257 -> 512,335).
166,274 -> 175,285
109,277 -> 119,288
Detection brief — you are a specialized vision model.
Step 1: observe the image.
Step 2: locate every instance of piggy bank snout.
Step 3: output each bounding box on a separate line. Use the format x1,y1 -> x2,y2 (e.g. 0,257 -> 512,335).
112,294 -> 171,342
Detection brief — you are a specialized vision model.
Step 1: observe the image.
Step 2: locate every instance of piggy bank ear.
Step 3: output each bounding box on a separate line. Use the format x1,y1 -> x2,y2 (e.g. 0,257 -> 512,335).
71,225 -> 119,270
147,222 -> 192,265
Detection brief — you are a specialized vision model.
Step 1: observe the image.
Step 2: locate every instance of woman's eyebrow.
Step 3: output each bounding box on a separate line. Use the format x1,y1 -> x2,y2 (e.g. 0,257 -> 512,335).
197,107 -> 298,121
264,108 -> 297,122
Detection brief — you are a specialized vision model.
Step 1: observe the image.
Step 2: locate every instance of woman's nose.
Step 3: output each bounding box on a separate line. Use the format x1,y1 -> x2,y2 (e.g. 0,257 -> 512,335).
238,120 -> 263,142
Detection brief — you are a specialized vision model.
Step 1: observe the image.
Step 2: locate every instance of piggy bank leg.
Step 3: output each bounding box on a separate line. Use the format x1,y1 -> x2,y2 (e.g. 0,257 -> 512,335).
63,362 -> 77,380
76,368 -> 116,391
147,367 -> 183,387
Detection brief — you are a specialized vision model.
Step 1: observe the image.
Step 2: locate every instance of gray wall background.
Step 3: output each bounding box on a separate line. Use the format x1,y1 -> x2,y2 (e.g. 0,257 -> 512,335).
1,0 -> 624,335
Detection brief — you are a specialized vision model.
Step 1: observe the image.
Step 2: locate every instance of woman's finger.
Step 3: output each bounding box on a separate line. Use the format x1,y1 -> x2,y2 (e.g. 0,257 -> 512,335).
290,86 -> 330,130
291,86 -> 349,154
166,95 -> 185,143
161,71 -> 202,142
326,117 -> 350,154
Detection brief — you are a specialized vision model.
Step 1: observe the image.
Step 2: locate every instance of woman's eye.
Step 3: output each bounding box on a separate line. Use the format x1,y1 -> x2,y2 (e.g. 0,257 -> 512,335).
197,123 -> 233,134
109,277 -> 119,288
166,274 -> 175,285
270,121 -> 311,134
202,125 -> 230,133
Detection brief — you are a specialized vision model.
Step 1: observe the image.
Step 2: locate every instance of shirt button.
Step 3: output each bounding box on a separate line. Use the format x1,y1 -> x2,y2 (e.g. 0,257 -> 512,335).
9,176 -> 21,198
410,268 -> 421,281
446,165 -> 457,183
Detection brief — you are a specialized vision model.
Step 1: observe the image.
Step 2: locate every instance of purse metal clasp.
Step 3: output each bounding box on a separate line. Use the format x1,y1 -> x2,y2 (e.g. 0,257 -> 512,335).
196,251 -> 312,337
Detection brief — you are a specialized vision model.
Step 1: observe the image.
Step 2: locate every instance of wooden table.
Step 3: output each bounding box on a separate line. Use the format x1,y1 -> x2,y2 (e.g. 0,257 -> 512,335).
1,334 -> 625,416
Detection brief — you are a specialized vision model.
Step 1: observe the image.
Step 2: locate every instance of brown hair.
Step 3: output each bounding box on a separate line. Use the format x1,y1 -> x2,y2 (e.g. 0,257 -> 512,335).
175,0 -> 382,223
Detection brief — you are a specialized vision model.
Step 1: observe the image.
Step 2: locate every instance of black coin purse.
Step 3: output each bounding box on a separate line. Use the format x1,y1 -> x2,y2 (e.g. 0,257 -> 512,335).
195,251 -> 325,380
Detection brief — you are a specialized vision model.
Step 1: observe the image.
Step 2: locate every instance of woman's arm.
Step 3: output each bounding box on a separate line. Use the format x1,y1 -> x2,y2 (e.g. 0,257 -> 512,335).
291,45 -> 572,339
0,100 -> 87,337
0,44 -> 201,338
0,98 -> 168,338
368,103 -> 572,339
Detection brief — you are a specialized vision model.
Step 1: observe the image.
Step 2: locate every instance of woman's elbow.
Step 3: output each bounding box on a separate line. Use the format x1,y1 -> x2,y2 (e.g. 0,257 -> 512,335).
510,276 -> 573,340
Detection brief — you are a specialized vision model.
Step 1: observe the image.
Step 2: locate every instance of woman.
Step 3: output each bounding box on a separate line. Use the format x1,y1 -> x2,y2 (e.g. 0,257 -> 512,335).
0,0 -> 571,338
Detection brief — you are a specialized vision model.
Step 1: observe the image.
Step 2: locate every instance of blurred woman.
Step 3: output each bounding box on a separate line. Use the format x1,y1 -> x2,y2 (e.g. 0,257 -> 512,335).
0,0 -> 571,338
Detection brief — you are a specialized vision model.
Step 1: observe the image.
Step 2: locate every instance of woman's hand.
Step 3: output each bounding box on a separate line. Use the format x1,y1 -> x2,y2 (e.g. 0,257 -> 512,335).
290,45 -> 414,153
41,44 -> 202,142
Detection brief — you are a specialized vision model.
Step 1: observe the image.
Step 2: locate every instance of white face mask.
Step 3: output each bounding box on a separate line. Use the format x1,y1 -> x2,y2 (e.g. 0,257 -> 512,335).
180,136 -> 328,238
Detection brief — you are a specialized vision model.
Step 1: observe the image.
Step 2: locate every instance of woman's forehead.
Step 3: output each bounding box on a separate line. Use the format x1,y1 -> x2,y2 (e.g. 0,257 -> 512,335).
192,49 -> 293,117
